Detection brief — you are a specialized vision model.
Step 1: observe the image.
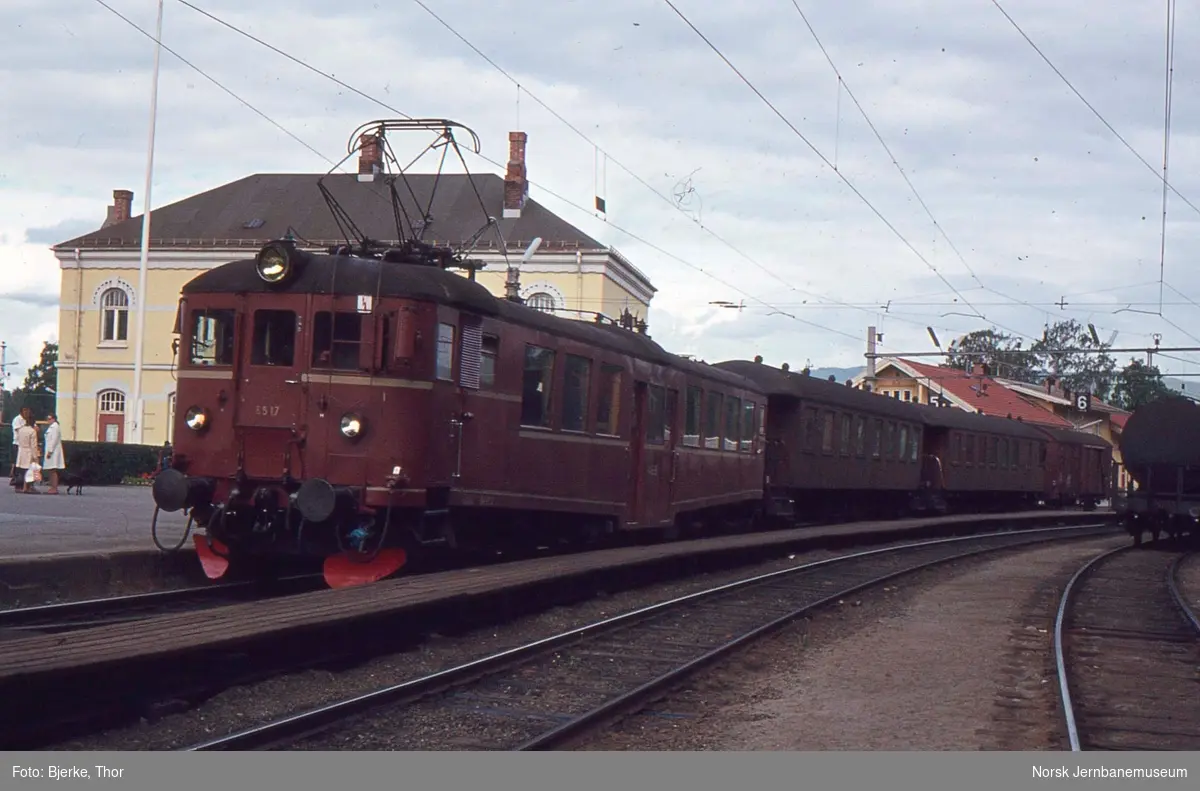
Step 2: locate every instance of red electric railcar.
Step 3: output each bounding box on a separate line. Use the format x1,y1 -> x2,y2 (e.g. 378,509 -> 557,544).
154,240 -> 766,587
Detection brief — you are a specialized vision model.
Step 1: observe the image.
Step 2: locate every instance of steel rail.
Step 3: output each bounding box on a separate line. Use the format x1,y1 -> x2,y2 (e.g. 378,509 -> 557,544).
0,573 -> 323,633
1166,552 -> 1200,634
187,521 -> 1115,751
1053,546 -> 1200,752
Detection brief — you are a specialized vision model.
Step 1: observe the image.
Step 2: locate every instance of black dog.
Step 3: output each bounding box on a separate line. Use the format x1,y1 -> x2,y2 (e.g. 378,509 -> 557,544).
61,471 -> 86,495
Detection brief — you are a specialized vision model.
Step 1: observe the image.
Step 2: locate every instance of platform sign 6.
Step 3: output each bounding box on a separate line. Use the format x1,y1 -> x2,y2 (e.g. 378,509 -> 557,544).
1075,392 -> 1091,412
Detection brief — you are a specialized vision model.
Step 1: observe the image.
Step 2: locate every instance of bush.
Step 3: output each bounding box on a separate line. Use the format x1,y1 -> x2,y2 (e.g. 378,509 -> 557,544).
0,426 -> 162,485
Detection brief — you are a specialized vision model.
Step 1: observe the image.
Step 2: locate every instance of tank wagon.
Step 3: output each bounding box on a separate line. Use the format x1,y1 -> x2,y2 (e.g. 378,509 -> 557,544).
1113,395 -> 1200,544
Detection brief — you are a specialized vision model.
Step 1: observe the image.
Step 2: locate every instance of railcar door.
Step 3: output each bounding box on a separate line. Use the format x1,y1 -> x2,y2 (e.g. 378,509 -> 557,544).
302,295 -> 384,486
628,381 -> 676,528
235,297 -> 308,481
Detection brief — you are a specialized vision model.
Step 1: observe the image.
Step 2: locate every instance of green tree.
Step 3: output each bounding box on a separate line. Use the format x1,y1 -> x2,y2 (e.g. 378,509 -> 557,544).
19,341 -> 57,420
945,328 -> 1040,382
1028,319 -> 1116,399
1110,359 -> 1174,410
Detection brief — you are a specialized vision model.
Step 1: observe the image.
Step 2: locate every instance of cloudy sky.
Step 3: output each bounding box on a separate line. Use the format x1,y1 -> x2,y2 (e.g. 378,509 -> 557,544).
3,0 -> 1199,391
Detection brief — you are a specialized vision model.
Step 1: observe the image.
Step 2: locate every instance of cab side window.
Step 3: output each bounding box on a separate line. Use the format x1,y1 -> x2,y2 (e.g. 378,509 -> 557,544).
312,311 -> 362,370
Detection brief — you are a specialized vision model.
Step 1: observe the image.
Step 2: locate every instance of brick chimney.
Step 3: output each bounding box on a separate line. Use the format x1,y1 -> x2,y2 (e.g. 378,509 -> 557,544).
503,131 -> 528,219
103,189 -> 133,228
358,133 -> 383,182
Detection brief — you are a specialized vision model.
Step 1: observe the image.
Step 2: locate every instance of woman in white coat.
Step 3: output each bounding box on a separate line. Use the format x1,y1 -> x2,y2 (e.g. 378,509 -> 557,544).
42,412 -> 64,494
14,409 -> 39,494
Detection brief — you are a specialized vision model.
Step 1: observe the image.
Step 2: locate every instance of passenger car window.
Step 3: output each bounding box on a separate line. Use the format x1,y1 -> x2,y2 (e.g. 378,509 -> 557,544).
724,396 -> 741,451
741,401 -> 755,452
705,393 -> 723,450
435,322 -> 455,381
561,355 -> 591,432
595,364 -> 622,435
521,345 -> 555,428
683,386 -> 702,447
647,384 -> 666,444
480,335 -> 499,388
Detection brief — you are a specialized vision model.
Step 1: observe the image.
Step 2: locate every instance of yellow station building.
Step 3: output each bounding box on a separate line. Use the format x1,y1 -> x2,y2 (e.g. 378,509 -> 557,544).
51,131 -> 657,446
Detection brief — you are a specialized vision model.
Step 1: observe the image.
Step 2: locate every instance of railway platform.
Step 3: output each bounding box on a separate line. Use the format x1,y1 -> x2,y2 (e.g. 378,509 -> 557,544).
0,485 -> 197,606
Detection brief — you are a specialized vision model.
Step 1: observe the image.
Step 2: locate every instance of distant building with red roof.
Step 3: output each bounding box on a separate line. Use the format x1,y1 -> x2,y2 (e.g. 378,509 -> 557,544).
852,358 -> 1073,426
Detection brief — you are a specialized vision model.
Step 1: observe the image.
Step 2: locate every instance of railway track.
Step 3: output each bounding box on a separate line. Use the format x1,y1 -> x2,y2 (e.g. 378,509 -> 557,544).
0,574 -> 323,637
1054,545 -> 1200,751
186,522 -> 1117,751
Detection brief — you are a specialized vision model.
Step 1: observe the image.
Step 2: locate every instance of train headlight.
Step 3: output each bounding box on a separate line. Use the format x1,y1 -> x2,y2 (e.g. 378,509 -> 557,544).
255,240 -> 297,285
340,412 -> 363,438
184,406 -> 208,431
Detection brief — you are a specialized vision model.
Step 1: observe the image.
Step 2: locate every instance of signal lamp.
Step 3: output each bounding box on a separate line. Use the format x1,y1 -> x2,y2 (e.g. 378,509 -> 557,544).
256,240 -> 299,285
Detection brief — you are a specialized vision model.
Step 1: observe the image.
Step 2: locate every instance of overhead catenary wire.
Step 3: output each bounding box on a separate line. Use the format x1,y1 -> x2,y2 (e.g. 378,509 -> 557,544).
404,0 -> 1137,349
174,0 -> 1136,349
989,0 -> 1200,221
657,0 -> 1012,335
114,1 -> 1180,356
1157,0 -> 1178,313
403,0 -> 924,331
105,0 -> 868,345
987,0 -> 1200,346
785,0 -> 1053,337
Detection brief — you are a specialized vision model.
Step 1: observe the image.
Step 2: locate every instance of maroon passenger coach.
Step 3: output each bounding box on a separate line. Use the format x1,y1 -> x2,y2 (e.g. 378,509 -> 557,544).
714,359 -> 927,521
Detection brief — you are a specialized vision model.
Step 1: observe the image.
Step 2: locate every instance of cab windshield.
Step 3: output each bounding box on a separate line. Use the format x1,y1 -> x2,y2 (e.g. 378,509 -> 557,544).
189,307 -> 236,367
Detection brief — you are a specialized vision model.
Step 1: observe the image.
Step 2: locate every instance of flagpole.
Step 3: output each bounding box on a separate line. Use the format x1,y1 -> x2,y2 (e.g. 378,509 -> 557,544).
131,0 -> 164,446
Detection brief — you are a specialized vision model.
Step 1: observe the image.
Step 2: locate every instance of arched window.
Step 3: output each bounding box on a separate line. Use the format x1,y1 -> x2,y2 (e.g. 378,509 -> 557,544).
101,288 -> 129,342
526,292 -> 556,313
98,390 -> 126,414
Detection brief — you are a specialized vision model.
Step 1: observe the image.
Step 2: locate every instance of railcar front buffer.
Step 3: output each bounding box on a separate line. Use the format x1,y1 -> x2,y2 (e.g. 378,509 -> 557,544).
193,534 -> 232,580
323,548 -> 408,589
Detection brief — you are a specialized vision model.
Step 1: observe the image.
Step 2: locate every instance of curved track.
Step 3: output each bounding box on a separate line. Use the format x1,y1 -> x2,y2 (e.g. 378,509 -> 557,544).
187,522 -> 1116,751
1054,546 -> 1200,751
0,574 -> 323,636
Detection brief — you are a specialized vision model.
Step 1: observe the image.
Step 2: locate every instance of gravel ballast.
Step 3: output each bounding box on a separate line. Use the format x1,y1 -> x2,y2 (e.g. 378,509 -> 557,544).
1175,550 -> 1200,617
575,534 -> 1126,751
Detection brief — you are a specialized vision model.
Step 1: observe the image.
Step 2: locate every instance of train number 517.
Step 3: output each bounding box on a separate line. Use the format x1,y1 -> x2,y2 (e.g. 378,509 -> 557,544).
255,405 -> 280,416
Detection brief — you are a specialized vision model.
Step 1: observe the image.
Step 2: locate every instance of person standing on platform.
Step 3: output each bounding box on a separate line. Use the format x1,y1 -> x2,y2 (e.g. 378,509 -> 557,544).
42,412 -> 64,494
14,408 -> 39,494
9,406 -> 26,489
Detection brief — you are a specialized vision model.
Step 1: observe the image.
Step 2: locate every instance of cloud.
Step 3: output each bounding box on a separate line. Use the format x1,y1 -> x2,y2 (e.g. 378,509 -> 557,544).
23,219 -> 103,245
3,0 -> 1200,390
